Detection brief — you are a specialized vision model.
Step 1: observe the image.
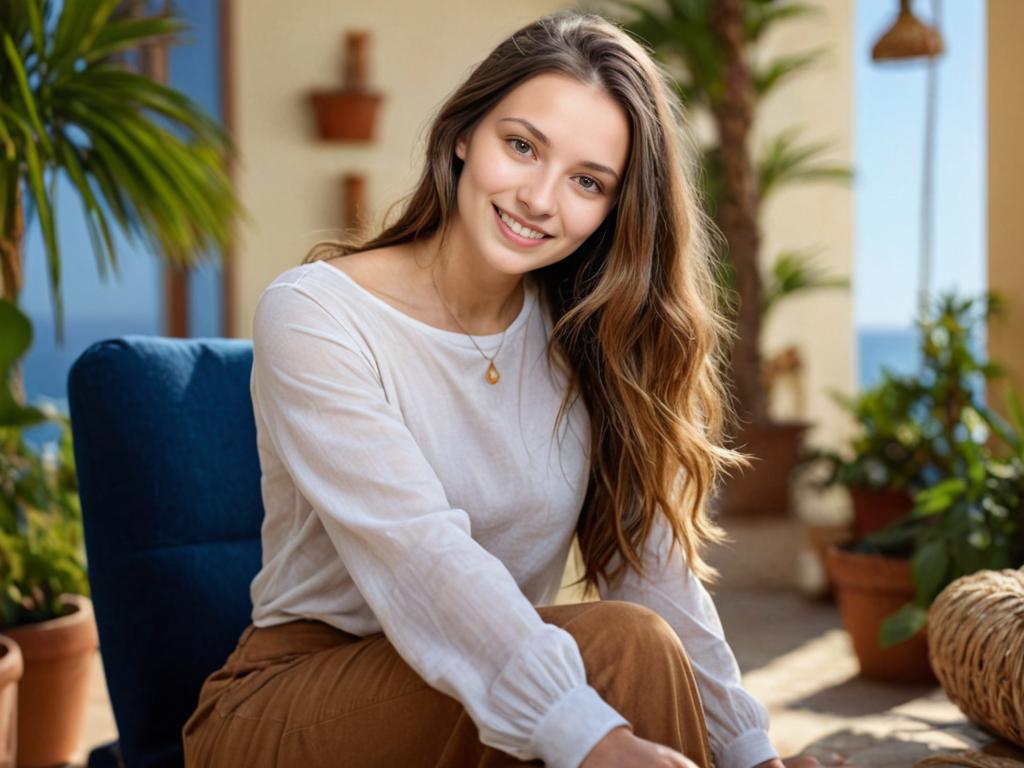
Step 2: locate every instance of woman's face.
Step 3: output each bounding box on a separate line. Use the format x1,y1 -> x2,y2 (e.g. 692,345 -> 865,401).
453,71 -> 630,277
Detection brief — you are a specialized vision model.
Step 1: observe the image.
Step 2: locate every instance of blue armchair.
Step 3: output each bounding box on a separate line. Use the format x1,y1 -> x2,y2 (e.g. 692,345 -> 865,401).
68,336 -> 265,768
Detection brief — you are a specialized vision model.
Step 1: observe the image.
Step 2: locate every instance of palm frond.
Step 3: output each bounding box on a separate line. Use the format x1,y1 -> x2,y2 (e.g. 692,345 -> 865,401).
753,47 -> 826,99
763,248 -> 849,318
744,0 -> 821,42
758,128 -> 853,201
0,0 -> 242,344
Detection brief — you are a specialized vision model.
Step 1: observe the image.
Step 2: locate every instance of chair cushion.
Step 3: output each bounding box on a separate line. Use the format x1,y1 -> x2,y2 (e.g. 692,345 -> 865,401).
68,336 -> 264,768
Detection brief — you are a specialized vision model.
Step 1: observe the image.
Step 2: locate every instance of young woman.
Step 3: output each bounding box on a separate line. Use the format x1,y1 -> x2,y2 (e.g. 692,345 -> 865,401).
183,10 -> 822,768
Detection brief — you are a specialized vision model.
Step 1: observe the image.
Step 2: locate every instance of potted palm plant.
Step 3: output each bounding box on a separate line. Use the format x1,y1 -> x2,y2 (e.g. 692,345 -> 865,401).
815,292 -> 1024,683
609,0 -> 852,516
0,1 -> 241,763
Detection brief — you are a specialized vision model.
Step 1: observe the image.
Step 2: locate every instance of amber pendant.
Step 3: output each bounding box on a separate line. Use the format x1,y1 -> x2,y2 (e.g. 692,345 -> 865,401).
486,361 -> 500,385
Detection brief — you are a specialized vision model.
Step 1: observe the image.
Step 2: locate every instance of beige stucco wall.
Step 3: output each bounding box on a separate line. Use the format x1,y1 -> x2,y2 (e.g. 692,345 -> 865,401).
754,0 -> 856,448
231,0 -> 855,449
986,0 -> 1024,414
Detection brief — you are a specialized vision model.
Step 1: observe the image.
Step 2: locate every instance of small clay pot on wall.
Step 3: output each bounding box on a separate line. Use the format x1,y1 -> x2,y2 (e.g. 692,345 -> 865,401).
0,635 -> 23,768
826,544 -> 935,684
310,31 -> 383,141
2,594 -> 99,767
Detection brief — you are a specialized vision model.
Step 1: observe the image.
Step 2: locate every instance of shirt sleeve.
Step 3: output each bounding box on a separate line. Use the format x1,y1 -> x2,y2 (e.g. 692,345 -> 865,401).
596,513 -> 779,768
250,283 -> 628,768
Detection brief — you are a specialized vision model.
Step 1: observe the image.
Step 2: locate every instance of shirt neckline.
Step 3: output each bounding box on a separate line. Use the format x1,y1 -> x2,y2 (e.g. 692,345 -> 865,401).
311,258 -> 538,349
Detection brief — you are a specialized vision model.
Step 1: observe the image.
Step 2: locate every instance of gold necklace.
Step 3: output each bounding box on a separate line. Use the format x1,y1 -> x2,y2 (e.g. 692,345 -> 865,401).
430,268 -> 520,385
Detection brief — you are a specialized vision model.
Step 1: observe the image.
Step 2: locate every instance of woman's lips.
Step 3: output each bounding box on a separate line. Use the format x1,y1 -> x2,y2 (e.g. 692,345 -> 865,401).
493,205 -> 552,248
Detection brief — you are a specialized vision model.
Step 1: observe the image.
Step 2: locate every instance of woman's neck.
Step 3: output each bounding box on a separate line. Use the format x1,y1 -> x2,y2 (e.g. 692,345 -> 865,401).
414,231 -> 526,335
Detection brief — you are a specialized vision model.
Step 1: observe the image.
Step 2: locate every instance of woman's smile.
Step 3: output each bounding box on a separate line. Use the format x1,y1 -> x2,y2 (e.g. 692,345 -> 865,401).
493,204 -> 553,248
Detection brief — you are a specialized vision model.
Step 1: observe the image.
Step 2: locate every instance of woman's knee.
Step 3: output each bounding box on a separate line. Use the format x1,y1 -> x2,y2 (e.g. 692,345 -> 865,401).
555,600 -> 685,667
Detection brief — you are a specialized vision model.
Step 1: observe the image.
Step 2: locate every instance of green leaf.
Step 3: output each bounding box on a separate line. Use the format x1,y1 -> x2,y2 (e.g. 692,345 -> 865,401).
914,477 -> 967,503
762,248 -> 848,318
56,137 -> 116,281
911,538 -> 949,602
879,603 -> 928,649
82,16 -> 187,65
1007,390 -> 1024,441
744,0 -> 820,41
752,47 -> 826,98
757,127 -> 853,202
0,298 -> 47,427
2,33 -> 52,157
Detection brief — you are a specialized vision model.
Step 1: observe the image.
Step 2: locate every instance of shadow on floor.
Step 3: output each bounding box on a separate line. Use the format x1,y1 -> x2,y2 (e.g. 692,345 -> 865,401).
789,678 -> 939,718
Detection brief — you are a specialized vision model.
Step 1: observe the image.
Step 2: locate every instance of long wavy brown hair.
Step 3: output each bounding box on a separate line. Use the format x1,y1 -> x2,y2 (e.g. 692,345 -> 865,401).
301,10 -> 748,589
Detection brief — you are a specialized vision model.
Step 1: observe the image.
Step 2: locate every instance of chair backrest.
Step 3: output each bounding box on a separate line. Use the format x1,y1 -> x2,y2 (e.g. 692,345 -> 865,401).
68,336 -> 264,768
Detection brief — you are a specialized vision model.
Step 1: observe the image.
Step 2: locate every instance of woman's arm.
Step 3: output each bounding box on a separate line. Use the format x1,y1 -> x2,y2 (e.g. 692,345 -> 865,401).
251,282 -> 627,768
596,514 -> 779,768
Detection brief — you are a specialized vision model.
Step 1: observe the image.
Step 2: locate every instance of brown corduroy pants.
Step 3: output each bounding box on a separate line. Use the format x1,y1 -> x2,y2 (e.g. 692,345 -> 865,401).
182,600 -> 712,767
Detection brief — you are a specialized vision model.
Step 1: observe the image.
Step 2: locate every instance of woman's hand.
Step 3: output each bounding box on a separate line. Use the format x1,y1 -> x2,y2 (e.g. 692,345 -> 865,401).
581,726 -> 700,767
754,757 -> 823,768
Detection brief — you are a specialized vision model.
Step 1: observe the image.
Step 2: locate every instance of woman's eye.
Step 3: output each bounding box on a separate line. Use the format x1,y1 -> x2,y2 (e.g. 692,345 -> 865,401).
576,176 -> 603,193
509,138 -> 533,156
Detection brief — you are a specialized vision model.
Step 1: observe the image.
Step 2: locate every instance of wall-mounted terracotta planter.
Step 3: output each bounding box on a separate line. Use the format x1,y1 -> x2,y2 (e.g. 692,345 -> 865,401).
849,486 -> 914,539
310,90 -> 382,141
826,544 -> 935,684
310,30 -> 383,141
0,635 -> 23,768
2,594 -> 99,767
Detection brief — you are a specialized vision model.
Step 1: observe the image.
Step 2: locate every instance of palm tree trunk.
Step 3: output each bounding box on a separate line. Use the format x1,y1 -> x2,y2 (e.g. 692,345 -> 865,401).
1,189 -> 27,406
711,0 -> 766,426
0,186 -> 23,304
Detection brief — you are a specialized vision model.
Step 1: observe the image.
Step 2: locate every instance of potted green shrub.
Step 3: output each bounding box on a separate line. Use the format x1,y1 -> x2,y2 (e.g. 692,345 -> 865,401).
0,297 -> 96,766
807,369 -> 933,539
813,292 -> 1024,683
1,1 -> 241,763
608,0 -> 852,516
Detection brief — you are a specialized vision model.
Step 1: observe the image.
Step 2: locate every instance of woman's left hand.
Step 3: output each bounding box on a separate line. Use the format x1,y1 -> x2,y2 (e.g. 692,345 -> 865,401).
753,757 -> 823,768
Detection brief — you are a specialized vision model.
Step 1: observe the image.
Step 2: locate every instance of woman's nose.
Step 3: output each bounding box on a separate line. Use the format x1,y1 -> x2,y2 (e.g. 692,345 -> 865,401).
516,172 -> 558,217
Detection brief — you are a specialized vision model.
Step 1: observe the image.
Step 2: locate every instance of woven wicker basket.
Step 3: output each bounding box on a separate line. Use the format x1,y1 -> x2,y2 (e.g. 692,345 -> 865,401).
927,568 -> 1024,749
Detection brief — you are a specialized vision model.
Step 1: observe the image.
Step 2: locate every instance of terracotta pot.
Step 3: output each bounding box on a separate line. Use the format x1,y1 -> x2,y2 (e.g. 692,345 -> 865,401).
716,419 -> 812,517
0,635 -> 23,768
310,90 -> 383,140
826,545 -> 935,684
849,486 -> 914,539
2,595 -> 99,767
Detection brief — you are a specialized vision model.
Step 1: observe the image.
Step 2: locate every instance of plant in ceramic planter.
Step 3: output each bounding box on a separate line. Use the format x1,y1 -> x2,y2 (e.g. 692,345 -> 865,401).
0,297 -> 99,765
867,397 -> 1024,649
806,370 -> 935,538
811,292 -> 1024,682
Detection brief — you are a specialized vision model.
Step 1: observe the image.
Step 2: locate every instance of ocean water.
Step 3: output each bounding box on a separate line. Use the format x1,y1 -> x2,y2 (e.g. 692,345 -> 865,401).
857,327 -> 920,389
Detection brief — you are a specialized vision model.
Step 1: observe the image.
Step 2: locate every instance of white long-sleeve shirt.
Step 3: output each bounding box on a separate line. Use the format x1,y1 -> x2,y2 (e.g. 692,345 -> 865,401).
248,259 -> 779,768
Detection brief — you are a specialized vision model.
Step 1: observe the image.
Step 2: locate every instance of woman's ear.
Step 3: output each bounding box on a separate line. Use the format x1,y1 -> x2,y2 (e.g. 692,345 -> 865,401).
455,137 -> 467,161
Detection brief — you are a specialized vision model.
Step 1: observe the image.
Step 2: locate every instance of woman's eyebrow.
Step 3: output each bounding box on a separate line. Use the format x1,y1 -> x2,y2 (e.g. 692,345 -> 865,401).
498,116 -> 620,181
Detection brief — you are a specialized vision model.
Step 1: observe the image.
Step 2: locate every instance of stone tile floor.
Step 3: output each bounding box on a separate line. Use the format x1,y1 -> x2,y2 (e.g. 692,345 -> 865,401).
70,517 -> 1023,767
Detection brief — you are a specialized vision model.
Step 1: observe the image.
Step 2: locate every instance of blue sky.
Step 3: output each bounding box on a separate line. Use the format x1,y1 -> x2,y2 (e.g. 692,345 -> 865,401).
853,0 -> 986,329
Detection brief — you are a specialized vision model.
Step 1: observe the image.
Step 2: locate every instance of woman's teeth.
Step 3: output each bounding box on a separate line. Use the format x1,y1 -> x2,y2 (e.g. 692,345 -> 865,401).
498,208 -> 547,239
